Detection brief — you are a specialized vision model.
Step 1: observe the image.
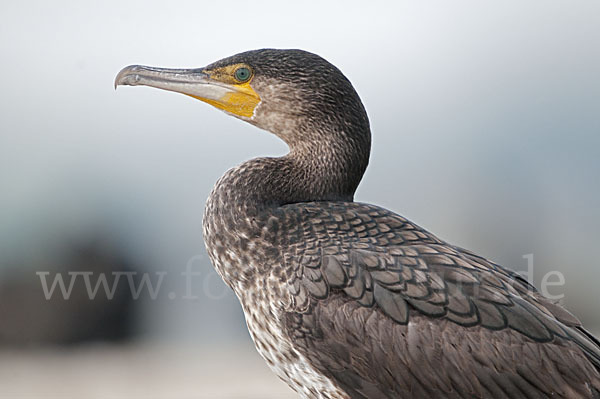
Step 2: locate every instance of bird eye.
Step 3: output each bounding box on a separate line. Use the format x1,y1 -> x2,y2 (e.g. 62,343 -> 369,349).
234,67 -> 251,82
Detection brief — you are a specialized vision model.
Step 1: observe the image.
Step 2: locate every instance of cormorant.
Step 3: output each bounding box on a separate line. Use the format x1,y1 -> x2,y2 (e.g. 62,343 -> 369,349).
115,49 -> 600,398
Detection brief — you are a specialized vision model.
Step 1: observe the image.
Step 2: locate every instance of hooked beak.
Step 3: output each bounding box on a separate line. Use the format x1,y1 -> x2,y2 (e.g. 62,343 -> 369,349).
114,65 -> 260,118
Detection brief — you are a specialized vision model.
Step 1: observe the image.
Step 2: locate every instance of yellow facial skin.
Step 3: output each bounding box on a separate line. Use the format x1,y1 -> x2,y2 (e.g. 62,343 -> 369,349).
191,63 -> 261,118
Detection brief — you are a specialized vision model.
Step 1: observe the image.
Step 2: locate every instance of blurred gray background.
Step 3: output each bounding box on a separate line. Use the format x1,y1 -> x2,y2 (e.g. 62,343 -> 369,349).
0,0 -> 598,397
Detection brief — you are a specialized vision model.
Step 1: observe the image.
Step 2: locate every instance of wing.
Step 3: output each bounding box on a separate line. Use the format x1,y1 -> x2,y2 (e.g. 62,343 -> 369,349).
279,201 -> 600,399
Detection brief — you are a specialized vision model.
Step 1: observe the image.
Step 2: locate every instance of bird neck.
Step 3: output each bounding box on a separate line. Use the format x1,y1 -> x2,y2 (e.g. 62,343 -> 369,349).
286,135 -> 370,203
209,128 -> 371,219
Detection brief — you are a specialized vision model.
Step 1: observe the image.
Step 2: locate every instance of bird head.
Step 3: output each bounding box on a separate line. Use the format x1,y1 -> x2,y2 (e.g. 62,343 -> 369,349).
115,49 -> 370,149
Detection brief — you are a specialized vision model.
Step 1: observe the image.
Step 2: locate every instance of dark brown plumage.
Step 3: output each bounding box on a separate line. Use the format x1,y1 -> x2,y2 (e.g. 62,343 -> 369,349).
116,49 -> 600,399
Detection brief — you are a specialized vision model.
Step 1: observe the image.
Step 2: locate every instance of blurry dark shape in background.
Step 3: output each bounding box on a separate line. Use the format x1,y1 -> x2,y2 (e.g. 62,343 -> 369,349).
0,234 -> 139,347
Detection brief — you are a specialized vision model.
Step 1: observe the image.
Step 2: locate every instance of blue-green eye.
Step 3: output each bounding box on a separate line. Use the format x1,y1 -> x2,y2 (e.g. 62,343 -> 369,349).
234,67 -> 251,82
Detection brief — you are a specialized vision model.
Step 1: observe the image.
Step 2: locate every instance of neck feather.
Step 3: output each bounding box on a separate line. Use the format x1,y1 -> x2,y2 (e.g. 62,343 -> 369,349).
209,132 -> 370,220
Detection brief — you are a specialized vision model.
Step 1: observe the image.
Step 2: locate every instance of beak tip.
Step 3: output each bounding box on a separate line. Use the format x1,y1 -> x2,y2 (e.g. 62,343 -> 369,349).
114,65 -> 141,90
